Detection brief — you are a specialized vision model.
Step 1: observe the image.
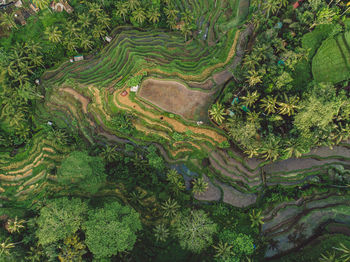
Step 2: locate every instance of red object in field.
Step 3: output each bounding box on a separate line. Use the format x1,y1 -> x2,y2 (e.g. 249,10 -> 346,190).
293,0 -> 302,9
121,90 -> 128,96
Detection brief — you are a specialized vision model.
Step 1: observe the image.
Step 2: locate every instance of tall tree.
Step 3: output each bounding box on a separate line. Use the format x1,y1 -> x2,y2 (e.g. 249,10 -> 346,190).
115,2 -> 129,22
209,102 -> 226,124
82,202 -> 142,259
0,12 -> 17,30
132,8 -> 146,24
173,210 -> 217,253
44,26 -> 62,43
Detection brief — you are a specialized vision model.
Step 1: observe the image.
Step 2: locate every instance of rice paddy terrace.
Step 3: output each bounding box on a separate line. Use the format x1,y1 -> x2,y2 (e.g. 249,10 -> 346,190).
1,0 -> 350,259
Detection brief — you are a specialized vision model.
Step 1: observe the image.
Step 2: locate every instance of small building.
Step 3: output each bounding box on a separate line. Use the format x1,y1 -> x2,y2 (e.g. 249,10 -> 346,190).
105,36 -> 112,43
50,0 -> 73,14
130,85 -> 139,92
14,11 -> 26,25
293,0 -> 303,9
121,90 -> 128,97
73,55 -> 84,62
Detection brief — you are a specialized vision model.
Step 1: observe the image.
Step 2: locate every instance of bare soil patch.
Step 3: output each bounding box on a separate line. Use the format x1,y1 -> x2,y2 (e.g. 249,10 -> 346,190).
139,78 -> 215,120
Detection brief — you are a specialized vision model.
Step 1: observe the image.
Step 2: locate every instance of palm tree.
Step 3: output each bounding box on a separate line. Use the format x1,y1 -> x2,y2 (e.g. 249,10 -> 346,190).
277,94 -> 299,116
115,2 -> 129,22
213,241 -> 233,260
0,12 -> 17,30
319,251 -> 339,262
65,21 -> 80,38
64,38 -> 79,53
192,177 -> 208,195
88,2 -> 102,17
246,70 -> 263,86
5,216 -> 25,234
45,26 -> 62,43
97,12 -> 111,29
259,136 -> 280,161
262,0 -> 279,17
161,198 -> 180,218
209,102 -> 226,124
125,0 -> 140,11
164,6 -> 179,20
166,169 -> 185,194
180,23 -> 192,42
333,243 -> 350,261
77,13 -> 91,29
100,145 -> 118,162
153,224 -> 169,242
260,95 -> 277,114
147,7 -> 161,24
32,0 -> 50,10
13,71 -> 29,86
242,91 -> 260,108
284,140 -> 305,159
0,238 -> 15,257
132,8 -> 146,24
166,17 -> 177,30
24,40 -> 41,54
249,209 -> 264,228
28,53 -> 44,67
92,24 -> 107,40
79,34 -> 93,50
181,10 -> 194,24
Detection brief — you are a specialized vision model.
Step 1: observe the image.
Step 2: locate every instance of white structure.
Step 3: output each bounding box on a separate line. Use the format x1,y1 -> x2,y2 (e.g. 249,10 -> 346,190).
105,36 -> 112,42
73,55 -> 84,62
130,85 -> 139,92
196,121 -> 203,125
35,79 -> 40,85
15,0 -> 22,7
70,58 -> 74,63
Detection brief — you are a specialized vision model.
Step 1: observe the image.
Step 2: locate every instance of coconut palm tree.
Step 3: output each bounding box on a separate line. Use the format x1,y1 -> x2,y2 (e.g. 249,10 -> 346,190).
32,0 -> 50,10
92,24 -> 107,40
100,145 -> 118,162
242,91 -> 260,108
166,17 -> 177,30
209,102 -> 226,124
0,12 -> 17,30
246,70 -> 263,87
65,21 -> 80,38
260,95 -> 277,114
277,94 -> 299,116
164,5 -> 179,20
115,2 -> 129,22
64,38 -> 79,53
181,10 -> 194,24
79,34 -> 93,50
125,0 -> 140,11
132,8 -> 146,24
192,177 -> 208,195
263,0 -> 279,17
161,198 -> 180,218
5,217 -> 25,234
28,53 -> 44,68
284,140 -> 305,159
333,243 -> 350,262
0,238 -> 15,257
97,12 -> 111,29
147,7 -> 161,24
24,40 -> 41,55
319,251 -> 339,262
166,169 -> 185,194
213,241 -> 234,260
153,224 -> 169,242
180,23 -> 192,41
45,26 -> 62,43
249,209 -> 264,228
259,136 -> 280,161
78,13 -> 91,29
88,2 -> 102,17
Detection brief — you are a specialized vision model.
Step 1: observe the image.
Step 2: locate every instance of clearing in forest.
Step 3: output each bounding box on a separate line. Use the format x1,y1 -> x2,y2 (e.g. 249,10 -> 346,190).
138,78 -> 216,120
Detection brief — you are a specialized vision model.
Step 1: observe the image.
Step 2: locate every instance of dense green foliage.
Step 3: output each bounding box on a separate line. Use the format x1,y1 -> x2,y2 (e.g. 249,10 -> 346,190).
83,202 -> 142,259
58,151 -> 107,194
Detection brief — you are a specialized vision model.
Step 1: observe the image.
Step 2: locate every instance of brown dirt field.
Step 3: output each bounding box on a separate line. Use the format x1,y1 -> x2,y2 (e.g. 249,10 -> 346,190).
115,89 -> 226,144
139,78 -> 215,120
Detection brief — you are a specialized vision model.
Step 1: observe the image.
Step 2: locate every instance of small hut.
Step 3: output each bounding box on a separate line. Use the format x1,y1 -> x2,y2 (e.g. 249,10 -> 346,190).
50,0 -> 73,14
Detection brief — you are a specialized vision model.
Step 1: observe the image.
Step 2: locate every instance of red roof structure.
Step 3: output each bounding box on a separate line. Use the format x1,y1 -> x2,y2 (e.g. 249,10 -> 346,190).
121,91 -> 128,97
293,0 -> 303,9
